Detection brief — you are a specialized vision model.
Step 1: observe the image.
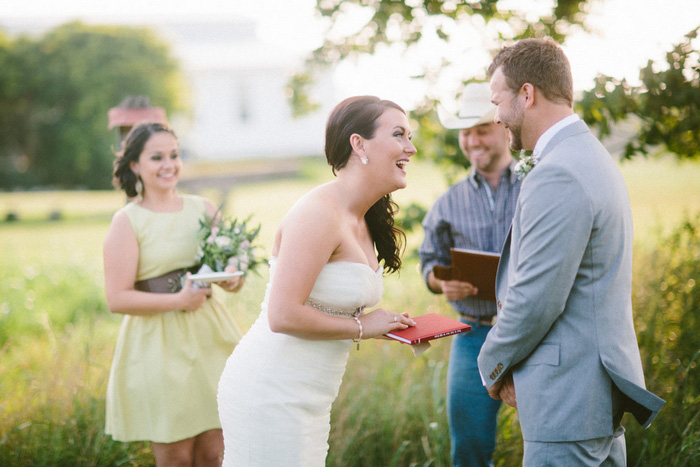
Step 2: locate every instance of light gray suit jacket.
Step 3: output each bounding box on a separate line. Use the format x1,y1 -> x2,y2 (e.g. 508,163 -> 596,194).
477,120 -> 664,442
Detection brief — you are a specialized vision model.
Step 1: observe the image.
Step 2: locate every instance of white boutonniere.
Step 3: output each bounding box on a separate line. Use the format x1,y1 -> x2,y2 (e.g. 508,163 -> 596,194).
514,150 -> 536,180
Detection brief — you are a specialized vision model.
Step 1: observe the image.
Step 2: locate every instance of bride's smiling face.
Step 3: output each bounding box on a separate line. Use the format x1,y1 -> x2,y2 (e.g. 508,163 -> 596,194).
362,108 -> 416,191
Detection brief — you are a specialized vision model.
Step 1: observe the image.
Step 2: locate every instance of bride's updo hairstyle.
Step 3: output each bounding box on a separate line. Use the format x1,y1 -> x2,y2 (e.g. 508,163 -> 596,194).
325,95 -> 406,274
113,122 -> 177,197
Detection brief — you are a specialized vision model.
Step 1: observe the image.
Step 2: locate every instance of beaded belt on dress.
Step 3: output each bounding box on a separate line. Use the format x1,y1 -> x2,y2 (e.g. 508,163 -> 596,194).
305,298 -> 365,318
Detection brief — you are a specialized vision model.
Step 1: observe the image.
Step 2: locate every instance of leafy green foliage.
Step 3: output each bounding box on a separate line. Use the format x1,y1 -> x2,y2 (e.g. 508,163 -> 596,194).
0,22 -> 183,189
299,1 -> 699,166
312,0 -> 589,62
627,212 -> 700,466
410,100 -> 467,180
579,27 -> 700,160
291,0 -> 592,114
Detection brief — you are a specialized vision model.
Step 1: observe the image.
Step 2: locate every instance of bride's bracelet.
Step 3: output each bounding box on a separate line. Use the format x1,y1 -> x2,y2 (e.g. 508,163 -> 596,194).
352,316 -> 363,350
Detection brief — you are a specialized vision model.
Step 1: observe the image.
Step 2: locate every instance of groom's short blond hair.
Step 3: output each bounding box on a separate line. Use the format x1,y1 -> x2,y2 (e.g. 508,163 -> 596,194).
488,38 -> 574,108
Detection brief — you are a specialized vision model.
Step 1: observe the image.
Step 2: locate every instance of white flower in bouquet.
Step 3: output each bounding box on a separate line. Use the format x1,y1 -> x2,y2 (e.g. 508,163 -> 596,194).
215,235 -> 233,248
195,208 -> 267,278
228,253 -> 250,274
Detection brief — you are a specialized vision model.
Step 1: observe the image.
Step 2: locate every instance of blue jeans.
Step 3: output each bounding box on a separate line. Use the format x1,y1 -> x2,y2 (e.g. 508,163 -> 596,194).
447,319 -> 501,467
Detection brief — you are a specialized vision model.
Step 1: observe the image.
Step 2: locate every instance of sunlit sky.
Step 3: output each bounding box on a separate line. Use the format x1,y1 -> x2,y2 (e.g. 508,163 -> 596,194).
2,0 -> 699,109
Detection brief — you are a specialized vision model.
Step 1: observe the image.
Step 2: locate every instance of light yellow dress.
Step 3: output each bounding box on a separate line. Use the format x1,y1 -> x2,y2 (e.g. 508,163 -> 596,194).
105,194 -> 241,443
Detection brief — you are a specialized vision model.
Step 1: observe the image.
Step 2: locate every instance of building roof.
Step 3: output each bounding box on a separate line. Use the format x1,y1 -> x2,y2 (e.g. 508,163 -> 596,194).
107,107 -> 167,129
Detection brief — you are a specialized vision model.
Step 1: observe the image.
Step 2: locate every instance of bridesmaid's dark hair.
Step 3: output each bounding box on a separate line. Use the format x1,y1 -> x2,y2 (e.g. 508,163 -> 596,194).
112,122 -> 177,197
324,96 -> 406,274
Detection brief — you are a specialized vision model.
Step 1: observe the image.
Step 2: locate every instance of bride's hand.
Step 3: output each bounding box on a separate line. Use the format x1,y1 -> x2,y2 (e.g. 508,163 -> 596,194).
360,309 -> 415,339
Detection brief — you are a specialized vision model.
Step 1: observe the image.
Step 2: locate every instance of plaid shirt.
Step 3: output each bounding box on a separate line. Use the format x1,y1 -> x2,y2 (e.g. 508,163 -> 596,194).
419,162 -> 521,318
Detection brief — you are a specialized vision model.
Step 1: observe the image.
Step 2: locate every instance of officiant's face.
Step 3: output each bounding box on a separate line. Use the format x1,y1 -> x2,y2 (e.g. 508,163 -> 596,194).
459,123 -> 510,174
130,131 -> 181,193
363,108 -> 416,191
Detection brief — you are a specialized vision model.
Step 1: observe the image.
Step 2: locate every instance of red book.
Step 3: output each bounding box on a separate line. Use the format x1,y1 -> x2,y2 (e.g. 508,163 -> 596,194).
386,313 -> 471,345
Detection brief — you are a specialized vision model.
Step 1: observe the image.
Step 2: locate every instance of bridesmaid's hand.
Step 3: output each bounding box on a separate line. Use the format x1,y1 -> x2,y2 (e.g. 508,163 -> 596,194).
360,309 -> 415,339
178,274 -> 212,311
215,264 -> 245,293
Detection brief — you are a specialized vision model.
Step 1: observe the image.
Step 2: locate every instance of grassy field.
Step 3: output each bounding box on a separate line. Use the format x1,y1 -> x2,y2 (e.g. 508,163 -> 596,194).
1,155 -> 699,466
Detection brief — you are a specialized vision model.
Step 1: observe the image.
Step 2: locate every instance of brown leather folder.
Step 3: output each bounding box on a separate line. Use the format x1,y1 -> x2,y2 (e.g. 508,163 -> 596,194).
432,248 -> 500,301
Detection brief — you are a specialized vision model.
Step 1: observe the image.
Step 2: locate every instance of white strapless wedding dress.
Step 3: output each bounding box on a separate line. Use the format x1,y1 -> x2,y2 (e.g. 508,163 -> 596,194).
217,258 -> 383,467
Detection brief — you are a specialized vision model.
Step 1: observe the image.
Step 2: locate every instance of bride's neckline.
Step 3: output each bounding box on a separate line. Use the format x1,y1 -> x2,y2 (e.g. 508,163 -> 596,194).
327,260 -> 382,274
270,256 -> 381,274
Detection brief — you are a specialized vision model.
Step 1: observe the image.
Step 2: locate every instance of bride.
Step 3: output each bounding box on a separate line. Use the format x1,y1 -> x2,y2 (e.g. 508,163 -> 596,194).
217,95 -> 417,466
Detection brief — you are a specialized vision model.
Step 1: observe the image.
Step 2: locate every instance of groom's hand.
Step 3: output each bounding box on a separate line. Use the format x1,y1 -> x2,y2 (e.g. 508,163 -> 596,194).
487,378 -> 504,401
499,373 -> 517,408
486,372 -> 517,407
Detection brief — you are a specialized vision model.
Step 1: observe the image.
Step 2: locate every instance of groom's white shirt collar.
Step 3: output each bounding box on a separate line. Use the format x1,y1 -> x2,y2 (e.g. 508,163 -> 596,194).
532,114 -> 580,161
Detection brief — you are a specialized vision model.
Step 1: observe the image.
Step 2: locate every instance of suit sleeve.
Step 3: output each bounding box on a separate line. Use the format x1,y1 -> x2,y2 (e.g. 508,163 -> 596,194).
478,164 -> 593,386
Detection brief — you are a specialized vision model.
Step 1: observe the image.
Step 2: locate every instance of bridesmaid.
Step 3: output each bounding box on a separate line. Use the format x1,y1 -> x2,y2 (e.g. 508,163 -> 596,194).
103,122 -> 243,466
217,96 -> 417,466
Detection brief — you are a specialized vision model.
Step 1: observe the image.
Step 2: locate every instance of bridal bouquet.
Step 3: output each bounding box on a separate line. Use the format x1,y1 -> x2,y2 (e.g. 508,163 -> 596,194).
195,209 -> 266,278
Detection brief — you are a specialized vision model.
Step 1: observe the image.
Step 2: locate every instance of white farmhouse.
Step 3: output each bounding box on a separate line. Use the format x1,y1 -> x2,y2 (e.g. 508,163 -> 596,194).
160,20 -> 334,161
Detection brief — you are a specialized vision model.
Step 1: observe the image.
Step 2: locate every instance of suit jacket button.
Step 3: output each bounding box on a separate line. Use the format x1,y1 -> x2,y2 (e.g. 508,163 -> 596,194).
497,300 -> 502,310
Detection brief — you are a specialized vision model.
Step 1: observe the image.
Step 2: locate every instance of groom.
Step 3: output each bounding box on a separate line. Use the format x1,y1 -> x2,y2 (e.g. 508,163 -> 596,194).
477,38 -> 665,465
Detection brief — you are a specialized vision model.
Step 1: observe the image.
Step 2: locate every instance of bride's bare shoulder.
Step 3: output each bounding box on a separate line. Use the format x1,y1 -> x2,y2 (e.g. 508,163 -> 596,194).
272,183 -> 343,255
283,183 -> 341,223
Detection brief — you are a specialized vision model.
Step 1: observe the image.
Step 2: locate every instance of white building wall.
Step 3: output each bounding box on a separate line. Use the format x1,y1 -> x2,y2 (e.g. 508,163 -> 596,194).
162,20 -> 334,161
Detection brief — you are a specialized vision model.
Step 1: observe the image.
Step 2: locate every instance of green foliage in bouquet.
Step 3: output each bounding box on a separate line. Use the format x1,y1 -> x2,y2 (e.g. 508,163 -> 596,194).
196,210 -> 267,277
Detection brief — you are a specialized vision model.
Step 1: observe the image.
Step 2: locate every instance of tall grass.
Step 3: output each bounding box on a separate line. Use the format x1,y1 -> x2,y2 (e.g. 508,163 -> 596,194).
1,156 -> 699,465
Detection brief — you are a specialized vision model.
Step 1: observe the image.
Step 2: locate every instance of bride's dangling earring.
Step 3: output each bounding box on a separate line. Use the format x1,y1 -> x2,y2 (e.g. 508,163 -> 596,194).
135,176 -> 143,201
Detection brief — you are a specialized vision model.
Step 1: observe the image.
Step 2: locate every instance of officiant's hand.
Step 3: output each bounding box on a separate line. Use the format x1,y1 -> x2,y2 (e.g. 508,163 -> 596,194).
440,279 -> 479,301
215,264 -> 245,293
361,309 -> 416,339
428,272 -> 478,300
179,274 -> 212,311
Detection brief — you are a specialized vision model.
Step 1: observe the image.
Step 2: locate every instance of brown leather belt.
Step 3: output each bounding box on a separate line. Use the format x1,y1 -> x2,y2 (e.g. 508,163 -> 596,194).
134,265 -> 201,293
460,314 -> 494,326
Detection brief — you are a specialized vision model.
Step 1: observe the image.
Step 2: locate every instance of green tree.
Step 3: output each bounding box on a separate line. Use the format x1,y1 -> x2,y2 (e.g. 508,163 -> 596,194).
294,1 -> 700,233
291,0 -> 592,117
292,0 -> 596,231
0,21 -> 184,189
0,32 -> 33,186
295,1 -> 698,165
579,27 -> 700,160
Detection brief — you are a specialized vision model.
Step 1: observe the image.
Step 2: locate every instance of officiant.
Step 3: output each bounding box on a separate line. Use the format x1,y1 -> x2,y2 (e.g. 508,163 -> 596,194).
418,82 -> 521,467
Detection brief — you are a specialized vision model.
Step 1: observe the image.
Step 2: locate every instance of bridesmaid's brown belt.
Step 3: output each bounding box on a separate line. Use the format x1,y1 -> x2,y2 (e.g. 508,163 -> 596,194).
134,265 -> 201,293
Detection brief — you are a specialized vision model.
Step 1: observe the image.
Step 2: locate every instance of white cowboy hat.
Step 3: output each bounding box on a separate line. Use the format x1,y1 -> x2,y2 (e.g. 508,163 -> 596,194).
437,82 -> 497,129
